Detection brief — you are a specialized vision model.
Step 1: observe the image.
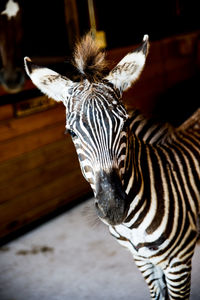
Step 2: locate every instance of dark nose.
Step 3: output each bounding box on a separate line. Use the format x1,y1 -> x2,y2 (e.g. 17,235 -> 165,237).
0,67 -> 25,93
95,170 -> 128,225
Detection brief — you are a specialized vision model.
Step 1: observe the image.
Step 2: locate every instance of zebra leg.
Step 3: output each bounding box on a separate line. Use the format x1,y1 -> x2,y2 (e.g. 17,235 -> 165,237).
134,255 -> 168,300
164,261 -> 192,299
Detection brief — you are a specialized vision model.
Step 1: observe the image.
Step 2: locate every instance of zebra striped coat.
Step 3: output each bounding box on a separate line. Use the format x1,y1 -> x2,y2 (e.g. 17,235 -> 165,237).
24,33 -> 200,299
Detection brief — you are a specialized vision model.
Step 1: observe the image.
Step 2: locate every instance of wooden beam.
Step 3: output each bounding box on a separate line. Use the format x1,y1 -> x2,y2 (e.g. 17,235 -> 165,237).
64,0 -> 80,50
0,104 -> 65,142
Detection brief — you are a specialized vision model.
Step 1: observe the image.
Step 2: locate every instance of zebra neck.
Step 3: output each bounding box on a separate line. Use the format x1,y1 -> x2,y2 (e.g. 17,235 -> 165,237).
121,111 -> 174,226
124,134 -> 145,198
123,135 -> 157,228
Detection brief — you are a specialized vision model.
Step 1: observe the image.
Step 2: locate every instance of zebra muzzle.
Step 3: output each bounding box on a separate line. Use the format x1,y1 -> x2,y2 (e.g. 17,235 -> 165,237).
95,170 -> 128,225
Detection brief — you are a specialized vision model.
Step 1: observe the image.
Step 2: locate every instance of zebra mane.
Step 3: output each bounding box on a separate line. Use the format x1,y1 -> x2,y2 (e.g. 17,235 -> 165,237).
73,33 -> 108,82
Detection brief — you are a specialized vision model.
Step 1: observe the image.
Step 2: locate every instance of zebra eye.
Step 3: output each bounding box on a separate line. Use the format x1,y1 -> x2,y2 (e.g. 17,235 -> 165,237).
68,129 -> 77,139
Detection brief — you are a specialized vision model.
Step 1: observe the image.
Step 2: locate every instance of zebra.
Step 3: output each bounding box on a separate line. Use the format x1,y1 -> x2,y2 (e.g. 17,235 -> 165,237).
24,33 -> 200,299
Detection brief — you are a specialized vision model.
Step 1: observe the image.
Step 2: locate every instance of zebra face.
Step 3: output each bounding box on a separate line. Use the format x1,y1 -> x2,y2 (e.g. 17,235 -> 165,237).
65,81 -> 129,225
24,33 -> 149,225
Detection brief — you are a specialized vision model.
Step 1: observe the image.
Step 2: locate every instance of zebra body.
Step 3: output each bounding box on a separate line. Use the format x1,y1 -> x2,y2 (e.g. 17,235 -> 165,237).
110,117 -> 200,298
24,33 -> 200,299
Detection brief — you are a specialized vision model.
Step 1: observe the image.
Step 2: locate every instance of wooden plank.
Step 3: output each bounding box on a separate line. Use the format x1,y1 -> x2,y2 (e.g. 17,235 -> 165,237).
124,79 -> 165,114
0,152 -> 79,204
0,138 -> 74,184
0,104 -> 14,121
0,186 -> 90,239
0,169 -> 90,227
164,63 -> 195,89
64,0 -> 80,50
0,104 -> 65,142
0,122 -> 66,163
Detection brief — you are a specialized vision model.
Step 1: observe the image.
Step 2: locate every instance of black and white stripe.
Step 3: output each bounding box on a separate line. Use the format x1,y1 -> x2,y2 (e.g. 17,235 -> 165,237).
65,80 -> 128,194
109,111 -> 200,299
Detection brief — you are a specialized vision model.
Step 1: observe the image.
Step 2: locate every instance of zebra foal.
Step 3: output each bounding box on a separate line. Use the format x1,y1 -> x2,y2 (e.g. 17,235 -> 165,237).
24,33 -> 200,299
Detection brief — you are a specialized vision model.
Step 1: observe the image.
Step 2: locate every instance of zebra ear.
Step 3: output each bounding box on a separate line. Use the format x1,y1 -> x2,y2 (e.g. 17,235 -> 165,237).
24,57 -> 74,102
105,35 -> 149,92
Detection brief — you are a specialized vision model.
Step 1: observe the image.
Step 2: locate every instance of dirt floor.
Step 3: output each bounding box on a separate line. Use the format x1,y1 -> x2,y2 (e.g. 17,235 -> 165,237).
0,198 -> 200,300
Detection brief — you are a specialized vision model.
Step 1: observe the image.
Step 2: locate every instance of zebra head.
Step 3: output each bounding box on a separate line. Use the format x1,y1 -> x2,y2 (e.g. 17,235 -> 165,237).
24,33 -> 149,225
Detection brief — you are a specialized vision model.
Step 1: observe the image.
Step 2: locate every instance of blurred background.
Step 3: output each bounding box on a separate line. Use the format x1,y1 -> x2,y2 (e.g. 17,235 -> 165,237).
0,0 -> 200,242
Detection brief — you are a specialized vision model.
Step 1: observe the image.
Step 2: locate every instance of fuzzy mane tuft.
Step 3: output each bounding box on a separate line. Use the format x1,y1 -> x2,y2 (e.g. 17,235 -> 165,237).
73,33 -> 108,82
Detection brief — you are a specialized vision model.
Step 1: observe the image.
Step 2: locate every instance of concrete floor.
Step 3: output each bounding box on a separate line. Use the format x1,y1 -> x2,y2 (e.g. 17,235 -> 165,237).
0,198 -> 200,300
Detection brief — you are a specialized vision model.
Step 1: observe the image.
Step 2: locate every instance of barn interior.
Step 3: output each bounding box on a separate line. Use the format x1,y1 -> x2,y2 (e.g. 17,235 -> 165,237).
0,1 -> 200,299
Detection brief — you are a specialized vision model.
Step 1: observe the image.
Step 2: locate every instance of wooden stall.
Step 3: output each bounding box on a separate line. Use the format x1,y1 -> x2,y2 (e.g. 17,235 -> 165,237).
0,30 -> 200,242
0,101 -> 91,241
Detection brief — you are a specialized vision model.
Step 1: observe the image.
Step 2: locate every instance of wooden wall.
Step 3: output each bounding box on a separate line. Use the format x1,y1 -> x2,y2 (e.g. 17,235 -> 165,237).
0,31 -> 199,241
0,104 -> 90,241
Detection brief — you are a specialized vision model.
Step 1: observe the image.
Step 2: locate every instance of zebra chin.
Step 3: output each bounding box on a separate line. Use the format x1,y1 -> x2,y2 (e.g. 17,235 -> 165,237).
95,202 -> 127,225
94,170 -> 128,225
